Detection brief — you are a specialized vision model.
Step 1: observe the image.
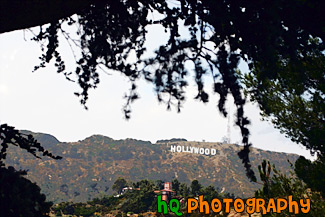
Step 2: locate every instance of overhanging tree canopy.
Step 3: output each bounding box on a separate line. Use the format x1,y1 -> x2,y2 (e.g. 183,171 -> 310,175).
1,0 -> 324,182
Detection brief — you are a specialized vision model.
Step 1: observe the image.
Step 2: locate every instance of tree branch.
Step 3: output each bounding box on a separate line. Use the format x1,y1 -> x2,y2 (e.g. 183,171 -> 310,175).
0,0 -> 103,34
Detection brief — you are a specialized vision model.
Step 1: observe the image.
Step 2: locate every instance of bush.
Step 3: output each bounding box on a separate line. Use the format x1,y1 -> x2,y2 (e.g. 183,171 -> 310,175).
255,160 -> 325,216
0,166 -> 52,217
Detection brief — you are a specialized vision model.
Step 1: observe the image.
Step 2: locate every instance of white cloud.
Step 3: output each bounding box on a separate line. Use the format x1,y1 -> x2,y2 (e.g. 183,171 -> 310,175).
0,84 -> 8,95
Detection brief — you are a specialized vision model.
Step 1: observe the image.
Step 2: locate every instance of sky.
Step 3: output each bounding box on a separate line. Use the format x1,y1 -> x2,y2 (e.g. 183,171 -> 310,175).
0,24 -> 315,160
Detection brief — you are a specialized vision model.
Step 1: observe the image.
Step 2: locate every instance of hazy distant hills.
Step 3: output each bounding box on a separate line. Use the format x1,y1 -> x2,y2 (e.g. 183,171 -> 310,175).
4,131 -> 298,203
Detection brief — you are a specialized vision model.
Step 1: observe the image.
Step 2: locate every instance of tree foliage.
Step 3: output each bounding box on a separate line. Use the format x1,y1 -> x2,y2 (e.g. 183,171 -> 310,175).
0,166 -> 52,217
0,124 -> 62,167
0,124 -> 61,216
255,160 -> 325,217
295,156 -> 325,197
1,0 -> 324,182
112,177 -> 128,194
121,180 -> 156,213
54,178 -> 229,216
172,178 -> 180,195
244,38 -> 325,158
190,179 -> 202,196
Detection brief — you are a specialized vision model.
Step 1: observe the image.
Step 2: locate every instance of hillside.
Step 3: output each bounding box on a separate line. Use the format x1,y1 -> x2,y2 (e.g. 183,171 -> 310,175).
4,131 -> 298,203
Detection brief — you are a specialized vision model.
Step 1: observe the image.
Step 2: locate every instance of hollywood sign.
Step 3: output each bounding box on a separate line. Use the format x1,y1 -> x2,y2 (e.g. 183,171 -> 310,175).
170,145 -> 217,156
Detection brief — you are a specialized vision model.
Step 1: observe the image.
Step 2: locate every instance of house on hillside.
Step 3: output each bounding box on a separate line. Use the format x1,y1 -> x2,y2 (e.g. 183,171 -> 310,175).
115,186 -> 140,197
154,182 -> 175,202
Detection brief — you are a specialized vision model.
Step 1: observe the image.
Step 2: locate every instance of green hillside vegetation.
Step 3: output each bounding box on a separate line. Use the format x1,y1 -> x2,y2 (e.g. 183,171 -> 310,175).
52,178 -> 234,217
52,168 -> 325,217
255,160 -> 325,217
4,131 -> 297,203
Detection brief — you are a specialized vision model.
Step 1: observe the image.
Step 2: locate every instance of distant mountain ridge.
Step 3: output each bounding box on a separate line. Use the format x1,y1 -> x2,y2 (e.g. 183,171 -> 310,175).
4,131 -> 298,203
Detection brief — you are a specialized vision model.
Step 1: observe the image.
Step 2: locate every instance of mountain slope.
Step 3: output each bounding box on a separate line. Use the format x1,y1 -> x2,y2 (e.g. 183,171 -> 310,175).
4,132 -> 298,203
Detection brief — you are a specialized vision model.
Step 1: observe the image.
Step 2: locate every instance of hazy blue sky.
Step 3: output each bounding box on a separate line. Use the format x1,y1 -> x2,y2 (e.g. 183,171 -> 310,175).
0,25 -> 314,160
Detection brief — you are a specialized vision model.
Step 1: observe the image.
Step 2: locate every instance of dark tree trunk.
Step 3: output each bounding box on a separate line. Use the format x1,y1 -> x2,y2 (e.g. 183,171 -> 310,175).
0,0 -> 99,34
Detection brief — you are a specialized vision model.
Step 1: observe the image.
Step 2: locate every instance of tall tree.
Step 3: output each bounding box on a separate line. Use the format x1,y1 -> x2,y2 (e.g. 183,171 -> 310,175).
190,180 -> 202,196
255,160 -> 325,217
294,156 -> 325,197
112,177 -> 127,194
172,178 -> 180,195
243,38 -> 325,158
